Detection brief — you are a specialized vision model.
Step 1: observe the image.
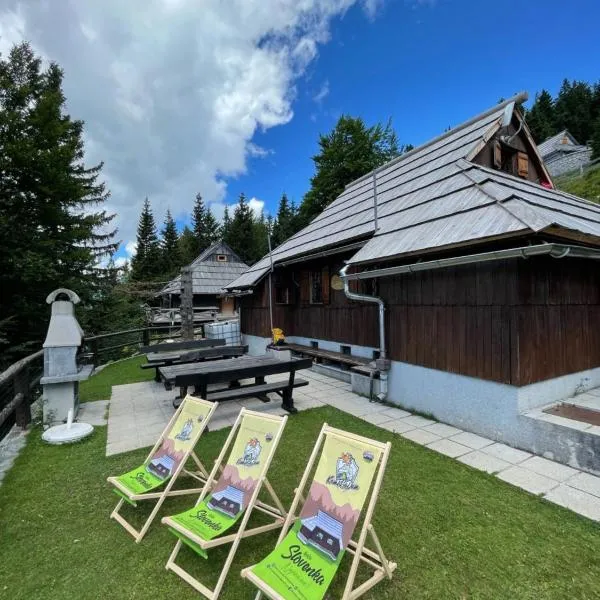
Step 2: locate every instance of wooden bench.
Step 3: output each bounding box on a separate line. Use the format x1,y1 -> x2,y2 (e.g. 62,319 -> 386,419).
167,356 -> 313,413
142,345 -> 247,381
206,378 -> 309,403
139,338 -> 226,354
283,343 -> 371,368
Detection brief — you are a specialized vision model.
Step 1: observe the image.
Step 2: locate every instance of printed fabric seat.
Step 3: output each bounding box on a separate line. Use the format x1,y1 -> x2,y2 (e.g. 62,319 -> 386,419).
241,423 -> 396,600
107,394 -> 218,542
161,408 -> 288,600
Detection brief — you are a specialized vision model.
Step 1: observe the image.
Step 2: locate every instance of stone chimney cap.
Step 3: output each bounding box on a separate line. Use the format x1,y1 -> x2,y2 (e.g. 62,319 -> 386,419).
46,288 -> 81,305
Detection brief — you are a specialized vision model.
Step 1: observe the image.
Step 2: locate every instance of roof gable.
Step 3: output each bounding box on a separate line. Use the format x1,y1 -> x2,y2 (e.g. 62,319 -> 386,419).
159,240 -> 249,296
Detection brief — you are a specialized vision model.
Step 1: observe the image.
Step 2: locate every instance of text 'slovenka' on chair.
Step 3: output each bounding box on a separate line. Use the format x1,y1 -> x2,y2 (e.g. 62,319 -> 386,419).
107,394 -> 218,543
241,424 -> 395,600
161,408 -> 288,600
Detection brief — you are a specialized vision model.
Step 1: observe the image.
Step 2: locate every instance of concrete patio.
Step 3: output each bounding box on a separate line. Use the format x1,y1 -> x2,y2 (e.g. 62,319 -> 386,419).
101,368 -> 600,522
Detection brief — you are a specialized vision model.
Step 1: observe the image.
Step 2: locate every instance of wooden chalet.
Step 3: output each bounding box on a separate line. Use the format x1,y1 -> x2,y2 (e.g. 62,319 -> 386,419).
298,511 -> 344,560
226,92 -> 600,471
208,485 -> 244,517
158,241 -> 248,317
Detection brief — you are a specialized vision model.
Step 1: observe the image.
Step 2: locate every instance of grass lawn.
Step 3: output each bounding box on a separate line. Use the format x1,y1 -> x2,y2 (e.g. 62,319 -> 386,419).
79,356 -> 154,402
2,406 -> 600,599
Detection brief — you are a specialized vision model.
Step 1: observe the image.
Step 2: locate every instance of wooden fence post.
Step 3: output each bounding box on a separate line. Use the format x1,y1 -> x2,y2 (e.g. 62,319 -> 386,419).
181,266 -> 194,341
14,365 -> 31,429
142,327 -> 150,349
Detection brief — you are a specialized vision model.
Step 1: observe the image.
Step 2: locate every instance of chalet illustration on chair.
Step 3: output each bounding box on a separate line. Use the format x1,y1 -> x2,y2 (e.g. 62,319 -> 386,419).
297,510 -> 344,561
147,454 -> 176,480
207,484 -> 245,518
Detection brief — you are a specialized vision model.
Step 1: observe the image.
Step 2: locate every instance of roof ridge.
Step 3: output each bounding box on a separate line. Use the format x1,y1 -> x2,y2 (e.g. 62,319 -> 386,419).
349,91 -> 528,189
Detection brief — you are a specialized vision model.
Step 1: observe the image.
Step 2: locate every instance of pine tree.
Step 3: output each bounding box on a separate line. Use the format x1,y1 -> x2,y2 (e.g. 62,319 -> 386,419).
298,115 -> 403,227
160,209 -> 181,276
591,116 -> 600,160
0,42 -> 117,352
554,79 -> 595,143
527,90 -> 556,143
224,193 -> 256,264
131,198 -> 161,281
272,193 -> 298,247
203,207 -> 221,246
177,225 -> 197,266
222,206 -> 232,241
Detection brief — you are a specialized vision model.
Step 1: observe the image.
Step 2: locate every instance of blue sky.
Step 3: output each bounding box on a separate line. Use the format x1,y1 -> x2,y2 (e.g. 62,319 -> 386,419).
2,0 -> 597,261
232,0 -> 600,216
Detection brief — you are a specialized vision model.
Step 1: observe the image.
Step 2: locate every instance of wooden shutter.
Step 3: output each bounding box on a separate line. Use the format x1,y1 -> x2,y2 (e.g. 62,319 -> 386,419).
517,152 -> 529,178
321,266 -> 330,304
493,140 -> 502,169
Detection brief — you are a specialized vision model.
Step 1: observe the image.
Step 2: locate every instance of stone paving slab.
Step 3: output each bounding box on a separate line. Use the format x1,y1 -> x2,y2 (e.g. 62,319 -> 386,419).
401,428 -> 441,446
566,472 -> 600,498
518,456 -> 579,482
427,438 -> 472,458
496,466 -> 558,495
379,419 -> 416,434
449,431 -> 494,450
481,443 -> 532,465
544,485 -> 600,521
424,422 -> 463,438
78,400 -> 109,426
457,450 -> 511,474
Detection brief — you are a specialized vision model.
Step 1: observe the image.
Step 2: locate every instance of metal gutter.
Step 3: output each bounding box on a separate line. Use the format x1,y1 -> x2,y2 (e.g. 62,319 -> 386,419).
342,243 -> 600,282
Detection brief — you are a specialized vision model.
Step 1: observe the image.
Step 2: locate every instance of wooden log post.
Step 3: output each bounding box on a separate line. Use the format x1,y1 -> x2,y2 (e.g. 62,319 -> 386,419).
181,266 -> 194,341
14,365 -> 32,428
142,327 -> 150,349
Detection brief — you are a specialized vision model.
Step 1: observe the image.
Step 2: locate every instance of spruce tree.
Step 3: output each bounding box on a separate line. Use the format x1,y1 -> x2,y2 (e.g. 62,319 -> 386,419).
203,207 -> 221,246
160,209 -> 181,276
0,42 -> 117,352
192,193 -> 221,253
131,198 -> 161,280
554,79 -> 595,143
224,193 -> 256,264
298,115 -> 403,226
222,206 -> 232,241
272,193 -> 298,247
177,225 -> 197,266
527,90 -> 556,143
591,116 -> 600,160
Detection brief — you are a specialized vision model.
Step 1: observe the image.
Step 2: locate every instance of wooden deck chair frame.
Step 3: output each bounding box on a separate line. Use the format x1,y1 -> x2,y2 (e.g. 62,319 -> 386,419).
107,395 -> 218,543
241,423 -> 396,600
162,408 -> 288,600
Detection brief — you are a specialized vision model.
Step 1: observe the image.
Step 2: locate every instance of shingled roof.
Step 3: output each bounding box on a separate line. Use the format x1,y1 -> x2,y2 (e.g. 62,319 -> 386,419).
226,93 -> 600,289
159,241 -> 249,296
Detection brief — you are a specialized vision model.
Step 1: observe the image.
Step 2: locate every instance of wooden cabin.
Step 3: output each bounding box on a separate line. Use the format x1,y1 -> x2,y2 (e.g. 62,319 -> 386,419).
157,241 -> 247,317
538,130 -> 593,177
226,93 -> 600,473
298,511 -> 344,561
208,485 -> 244,517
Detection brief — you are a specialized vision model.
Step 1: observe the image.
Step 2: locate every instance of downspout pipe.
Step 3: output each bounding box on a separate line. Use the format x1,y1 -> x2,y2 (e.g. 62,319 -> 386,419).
339,265 -> 389,402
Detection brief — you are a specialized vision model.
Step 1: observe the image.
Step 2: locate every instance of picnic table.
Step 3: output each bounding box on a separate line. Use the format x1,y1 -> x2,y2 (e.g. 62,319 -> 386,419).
142,343 -> 245,381
160,355 -> 313,414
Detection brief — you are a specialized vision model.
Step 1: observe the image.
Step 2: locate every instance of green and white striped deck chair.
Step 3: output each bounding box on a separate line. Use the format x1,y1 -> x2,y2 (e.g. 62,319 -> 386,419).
107,394 -> 218,542
161,408 -> 288,600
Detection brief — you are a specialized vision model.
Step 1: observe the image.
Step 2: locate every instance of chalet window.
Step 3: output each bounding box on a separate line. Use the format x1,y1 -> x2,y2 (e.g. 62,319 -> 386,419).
275,285 -> 289,304
310,270 -> 323,304
216,254 -> 227,262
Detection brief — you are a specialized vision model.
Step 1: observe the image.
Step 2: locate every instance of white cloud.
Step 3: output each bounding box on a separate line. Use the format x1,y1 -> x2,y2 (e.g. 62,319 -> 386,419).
313,80 -> 330,103
114,256 -> 128,268
248,197 -> 266,217
125,241 -> 137,257
0,0 -> 383,253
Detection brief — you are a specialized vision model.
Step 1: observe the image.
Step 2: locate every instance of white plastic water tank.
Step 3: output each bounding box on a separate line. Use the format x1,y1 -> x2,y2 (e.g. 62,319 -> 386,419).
204,319 -> 241,346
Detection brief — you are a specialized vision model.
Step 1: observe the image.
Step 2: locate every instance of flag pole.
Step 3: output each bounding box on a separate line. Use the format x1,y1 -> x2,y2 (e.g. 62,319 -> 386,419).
267,232 -> 274,341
